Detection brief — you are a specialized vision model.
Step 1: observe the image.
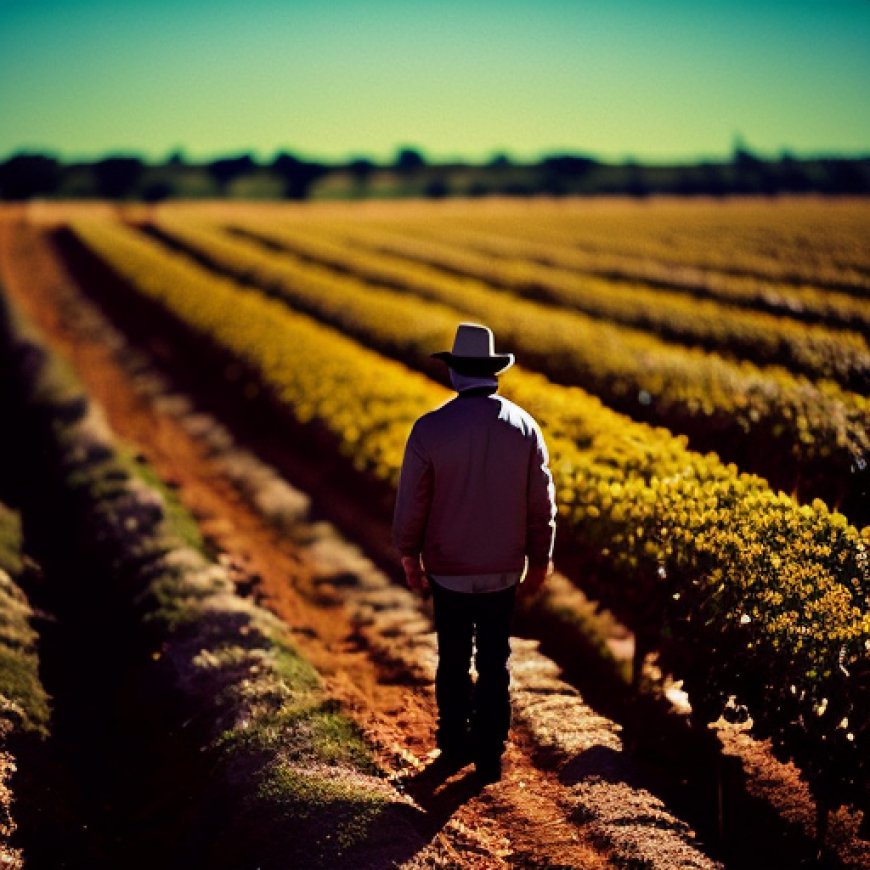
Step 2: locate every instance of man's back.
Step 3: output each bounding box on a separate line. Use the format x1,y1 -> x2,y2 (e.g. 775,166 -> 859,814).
393,391 -> 555,575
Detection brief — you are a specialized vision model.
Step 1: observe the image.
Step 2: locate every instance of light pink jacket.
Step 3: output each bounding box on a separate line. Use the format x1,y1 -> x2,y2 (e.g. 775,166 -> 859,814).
393,390 -> 556,574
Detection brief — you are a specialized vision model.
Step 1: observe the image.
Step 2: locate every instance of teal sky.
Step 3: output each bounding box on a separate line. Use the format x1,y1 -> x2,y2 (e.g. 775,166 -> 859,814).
1,0 -> 869,163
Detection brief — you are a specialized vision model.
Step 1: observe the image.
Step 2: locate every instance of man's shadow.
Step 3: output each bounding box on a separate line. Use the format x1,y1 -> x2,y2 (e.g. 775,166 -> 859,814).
399,754 -> 484,831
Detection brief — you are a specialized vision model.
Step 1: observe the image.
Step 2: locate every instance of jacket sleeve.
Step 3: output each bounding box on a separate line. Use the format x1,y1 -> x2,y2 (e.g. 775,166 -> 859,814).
393,424 -> 434,558
526,424 -> 556,567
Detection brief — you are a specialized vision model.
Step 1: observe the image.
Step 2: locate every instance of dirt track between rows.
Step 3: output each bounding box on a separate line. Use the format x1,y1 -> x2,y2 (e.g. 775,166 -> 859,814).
2,208 -> 866,869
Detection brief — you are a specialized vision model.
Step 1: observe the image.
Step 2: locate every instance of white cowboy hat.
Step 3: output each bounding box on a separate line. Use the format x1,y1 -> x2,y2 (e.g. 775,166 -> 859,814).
431,322 -> 515,375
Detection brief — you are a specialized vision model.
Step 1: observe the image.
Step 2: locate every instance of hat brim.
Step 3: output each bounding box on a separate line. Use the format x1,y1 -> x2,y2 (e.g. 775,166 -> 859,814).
431,351 -> 515,376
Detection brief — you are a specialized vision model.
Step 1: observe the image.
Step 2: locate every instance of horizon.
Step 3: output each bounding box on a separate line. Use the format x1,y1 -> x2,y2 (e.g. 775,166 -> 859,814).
2,1 -> 869,164
3,142 -> 869,167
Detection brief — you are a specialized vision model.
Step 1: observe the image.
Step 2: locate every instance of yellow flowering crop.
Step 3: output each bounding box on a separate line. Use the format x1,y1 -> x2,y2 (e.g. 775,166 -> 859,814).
221,217 -> 870,523
71,215 -> 869,813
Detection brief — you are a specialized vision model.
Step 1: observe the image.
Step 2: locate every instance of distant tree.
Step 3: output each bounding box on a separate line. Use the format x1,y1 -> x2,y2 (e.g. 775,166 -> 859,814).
539,153 -> 598,176
697,161 -> 728,197
0,153 -> 60,200
538,153 -> 599,195
777,152 -> 812,193
166,149 -> 187,167
820,158 -> 869,194
394,147 -> 427,173
271,151 -> 327,199
208,153 -> 256,192
346,157 -> 377,184
93,156 -> 144,199
672,166 -> 706,196
622,159 -> 649,198
731,134 -> 764,167
731,139 -> 776,194
486,152 -> 513,169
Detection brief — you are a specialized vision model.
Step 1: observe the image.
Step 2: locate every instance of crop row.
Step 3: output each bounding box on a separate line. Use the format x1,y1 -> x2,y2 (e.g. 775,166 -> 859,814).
196,216 -> 870,519
70,217 -> 869,815
251,217 -> 869,390
358,215 -> 870,337
430,199 -> 870,295
0,288 -> 413,867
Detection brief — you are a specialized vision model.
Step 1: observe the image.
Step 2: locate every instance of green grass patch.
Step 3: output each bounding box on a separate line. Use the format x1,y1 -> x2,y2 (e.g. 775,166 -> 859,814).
0,646 -> 49,736
123,447 -> 209,556
255,761 -> 389,852
220,700 -> 376,773
263,630 -> 322,692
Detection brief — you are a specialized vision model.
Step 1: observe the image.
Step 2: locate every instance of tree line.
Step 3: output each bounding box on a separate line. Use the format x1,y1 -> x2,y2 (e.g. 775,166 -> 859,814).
1,145 -> 868,201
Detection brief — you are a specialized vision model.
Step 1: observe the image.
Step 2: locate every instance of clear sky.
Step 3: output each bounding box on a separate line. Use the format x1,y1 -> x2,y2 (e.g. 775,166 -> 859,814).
1,0 -> 869,163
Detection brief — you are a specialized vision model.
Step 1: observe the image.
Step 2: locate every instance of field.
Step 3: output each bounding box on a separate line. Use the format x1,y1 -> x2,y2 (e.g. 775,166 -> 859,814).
0,196 -> 867,868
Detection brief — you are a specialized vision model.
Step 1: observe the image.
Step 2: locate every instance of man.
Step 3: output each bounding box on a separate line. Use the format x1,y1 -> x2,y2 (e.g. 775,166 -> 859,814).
393,322 -> 556,783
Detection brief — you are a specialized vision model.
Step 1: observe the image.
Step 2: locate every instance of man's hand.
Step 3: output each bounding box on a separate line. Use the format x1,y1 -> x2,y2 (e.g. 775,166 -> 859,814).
401,555 -> 429,596
521,560 -> 552,598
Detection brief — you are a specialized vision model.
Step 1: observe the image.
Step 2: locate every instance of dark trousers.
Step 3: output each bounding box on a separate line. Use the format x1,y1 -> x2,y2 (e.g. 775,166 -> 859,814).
429,579 -> 517,761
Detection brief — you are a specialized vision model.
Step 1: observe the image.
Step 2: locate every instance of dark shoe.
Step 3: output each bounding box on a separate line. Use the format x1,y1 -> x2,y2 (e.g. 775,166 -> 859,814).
474,756 -> 502,784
